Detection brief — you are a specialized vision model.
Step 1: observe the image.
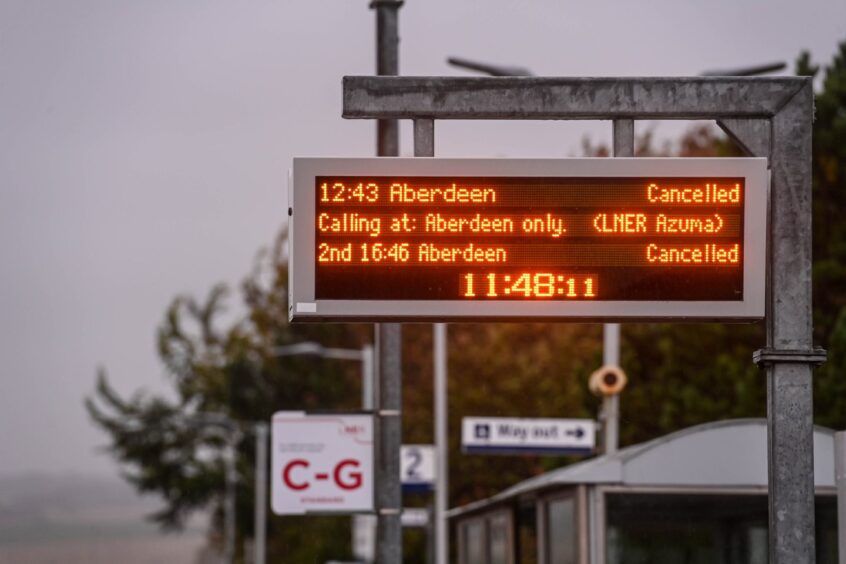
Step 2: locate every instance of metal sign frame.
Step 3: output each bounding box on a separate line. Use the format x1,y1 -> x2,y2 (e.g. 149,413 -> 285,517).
340,75 -> 825,564
289,156 -> 767,322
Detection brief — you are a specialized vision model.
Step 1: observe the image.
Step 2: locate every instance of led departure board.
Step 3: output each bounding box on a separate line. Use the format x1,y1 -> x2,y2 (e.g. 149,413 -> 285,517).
289,158 -> 767,321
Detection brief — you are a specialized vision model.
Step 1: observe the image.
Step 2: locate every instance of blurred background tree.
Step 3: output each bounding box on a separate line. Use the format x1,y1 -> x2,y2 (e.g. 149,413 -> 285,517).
800,41 -> 846,429
88,234 -> 371,562
88,40 -> 846,562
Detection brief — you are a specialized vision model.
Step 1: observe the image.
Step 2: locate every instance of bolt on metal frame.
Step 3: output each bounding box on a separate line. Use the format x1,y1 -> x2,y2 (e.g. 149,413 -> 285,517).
342,75 -> 826,564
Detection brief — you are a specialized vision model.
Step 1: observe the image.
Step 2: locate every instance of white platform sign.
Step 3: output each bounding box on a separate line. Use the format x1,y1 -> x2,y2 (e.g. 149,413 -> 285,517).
352,508 -> 426,560
271,412 -> 374,515
462,416 -> 595,455
400,445 -> 436,489
401,507 -> 430,528
352,514 -> 376,562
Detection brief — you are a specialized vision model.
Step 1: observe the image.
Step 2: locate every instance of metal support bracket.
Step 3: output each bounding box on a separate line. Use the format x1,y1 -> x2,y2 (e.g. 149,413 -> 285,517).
753,347 -> 827,367
343,72 -> 820,564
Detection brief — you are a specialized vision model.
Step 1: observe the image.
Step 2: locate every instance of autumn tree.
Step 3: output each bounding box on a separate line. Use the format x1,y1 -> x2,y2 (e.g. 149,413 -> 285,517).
800,42 -> 846,429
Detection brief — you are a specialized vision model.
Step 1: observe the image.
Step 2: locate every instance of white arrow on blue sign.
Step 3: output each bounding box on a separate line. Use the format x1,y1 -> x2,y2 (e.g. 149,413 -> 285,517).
461,417 -> 595,456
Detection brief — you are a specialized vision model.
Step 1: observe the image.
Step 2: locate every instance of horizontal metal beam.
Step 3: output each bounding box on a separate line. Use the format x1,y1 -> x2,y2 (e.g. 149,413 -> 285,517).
343,76 -> 807,120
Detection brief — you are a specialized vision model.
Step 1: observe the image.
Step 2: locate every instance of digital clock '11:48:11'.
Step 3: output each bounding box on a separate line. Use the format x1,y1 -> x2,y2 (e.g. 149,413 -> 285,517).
462,272 -> 596,299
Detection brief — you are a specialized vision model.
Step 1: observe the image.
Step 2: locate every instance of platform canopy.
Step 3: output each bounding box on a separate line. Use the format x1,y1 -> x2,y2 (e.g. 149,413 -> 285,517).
449,418 -> 836,518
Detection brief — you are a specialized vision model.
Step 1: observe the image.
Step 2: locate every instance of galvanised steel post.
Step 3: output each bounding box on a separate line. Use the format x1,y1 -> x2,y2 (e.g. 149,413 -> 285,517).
254,423 -> 268,564
752,80 -> 824,564
375,322 -> 402,564
342,74 -> 825,564
372,0 -> 401,158
371,2 -> 403,562
412,118 -> 447,564
724,84 -> 825,564
362,344 -> 375,411
601,119 -> 633,455
433,322 -> 448,564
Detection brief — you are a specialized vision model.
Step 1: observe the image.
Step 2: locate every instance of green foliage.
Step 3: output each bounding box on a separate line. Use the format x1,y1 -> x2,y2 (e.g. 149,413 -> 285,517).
816,308 -> 846,430
804,41 -> 846,431
620,323 -> 765,446
806,42 -> 846,342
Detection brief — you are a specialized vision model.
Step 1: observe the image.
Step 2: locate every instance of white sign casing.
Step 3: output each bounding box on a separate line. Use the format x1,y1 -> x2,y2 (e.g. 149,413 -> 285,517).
289,157 -> 767,322
271,411 -> 373,515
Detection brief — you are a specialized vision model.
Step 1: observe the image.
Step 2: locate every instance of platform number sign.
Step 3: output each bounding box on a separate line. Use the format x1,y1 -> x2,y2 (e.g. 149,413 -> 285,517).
400,445 -> 435,492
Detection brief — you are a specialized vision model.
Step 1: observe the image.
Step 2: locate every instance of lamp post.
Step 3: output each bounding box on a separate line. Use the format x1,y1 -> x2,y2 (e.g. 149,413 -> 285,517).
271,342 -> 375,409
446,56 -> 532,77
446,56 -> 786,79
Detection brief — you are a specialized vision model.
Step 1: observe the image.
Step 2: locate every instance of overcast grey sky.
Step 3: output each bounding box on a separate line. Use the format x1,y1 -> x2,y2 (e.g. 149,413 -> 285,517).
1,0 -> 844,477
